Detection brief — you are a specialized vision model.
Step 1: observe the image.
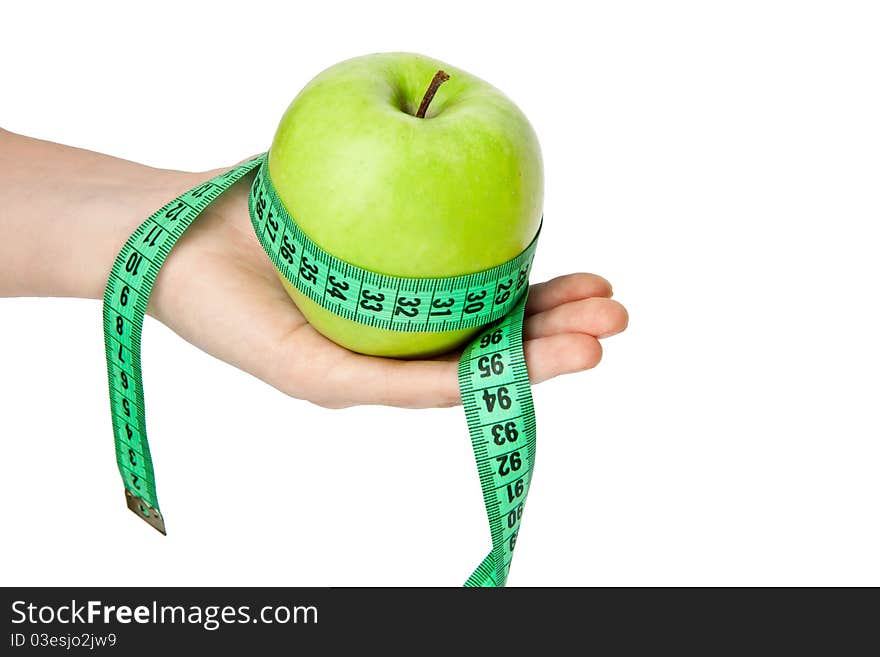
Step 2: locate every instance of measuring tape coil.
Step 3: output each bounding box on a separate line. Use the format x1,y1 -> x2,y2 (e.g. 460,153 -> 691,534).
103,153 -> 540,586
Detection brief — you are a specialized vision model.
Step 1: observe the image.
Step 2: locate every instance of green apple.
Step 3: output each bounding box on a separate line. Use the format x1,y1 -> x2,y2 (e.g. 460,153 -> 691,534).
268,52 -> 543,358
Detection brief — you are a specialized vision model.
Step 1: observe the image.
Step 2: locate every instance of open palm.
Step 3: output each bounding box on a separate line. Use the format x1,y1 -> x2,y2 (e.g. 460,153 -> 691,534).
148,172 -> 628,409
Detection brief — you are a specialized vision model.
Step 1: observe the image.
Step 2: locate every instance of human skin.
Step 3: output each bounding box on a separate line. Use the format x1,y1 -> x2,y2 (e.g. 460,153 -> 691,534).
0,128 -> 628,409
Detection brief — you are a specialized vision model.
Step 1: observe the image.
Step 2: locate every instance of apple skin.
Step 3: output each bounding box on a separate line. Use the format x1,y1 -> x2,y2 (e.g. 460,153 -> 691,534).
268,52 -> 543,358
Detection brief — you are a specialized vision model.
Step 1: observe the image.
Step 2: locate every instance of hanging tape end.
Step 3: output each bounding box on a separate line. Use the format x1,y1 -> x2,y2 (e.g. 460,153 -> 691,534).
124,489 -> 166,535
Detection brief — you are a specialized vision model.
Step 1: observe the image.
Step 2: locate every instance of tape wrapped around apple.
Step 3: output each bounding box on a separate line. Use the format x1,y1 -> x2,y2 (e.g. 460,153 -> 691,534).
268,52 -> 543,358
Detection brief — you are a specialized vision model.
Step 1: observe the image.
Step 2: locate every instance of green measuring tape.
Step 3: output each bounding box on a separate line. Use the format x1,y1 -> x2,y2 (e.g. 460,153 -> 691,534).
103,153 -> 540,586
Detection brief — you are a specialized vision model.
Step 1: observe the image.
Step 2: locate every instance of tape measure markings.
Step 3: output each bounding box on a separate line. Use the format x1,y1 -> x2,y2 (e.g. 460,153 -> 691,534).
103,159 -> 264,533
248,159 -> 539,334
103,152 -> 540,585
457,293 -> 536,586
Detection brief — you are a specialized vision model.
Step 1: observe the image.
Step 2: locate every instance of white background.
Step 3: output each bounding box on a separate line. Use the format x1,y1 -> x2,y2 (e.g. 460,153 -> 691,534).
2,1 -> 878,586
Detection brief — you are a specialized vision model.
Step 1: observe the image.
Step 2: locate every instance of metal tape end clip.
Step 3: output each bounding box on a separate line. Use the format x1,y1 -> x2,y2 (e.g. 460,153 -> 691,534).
124,489 -> 166,535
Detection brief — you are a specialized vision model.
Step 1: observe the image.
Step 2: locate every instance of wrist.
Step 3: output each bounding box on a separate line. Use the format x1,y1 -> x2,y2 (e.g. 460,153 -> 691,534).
81,170 -> 202,301
0,129 -> 215,300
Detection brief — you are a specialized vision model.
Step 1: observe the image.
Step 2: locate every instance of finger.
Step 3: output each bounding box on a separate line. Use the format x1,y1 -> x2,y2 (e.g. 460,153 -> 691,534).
524,333 -> 603,384
280,275 -> 617,409
525,273 -> 613,316
321,331 -> 603,408
290,328 -> 605,409
292,339 -> 461,409
523,297 -> 629,340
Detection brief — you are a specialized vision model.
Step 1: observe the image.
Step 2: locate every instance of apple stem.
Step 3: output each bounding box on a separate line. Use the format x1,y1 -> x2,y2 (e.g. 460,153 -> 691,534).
415,70 -> 450,118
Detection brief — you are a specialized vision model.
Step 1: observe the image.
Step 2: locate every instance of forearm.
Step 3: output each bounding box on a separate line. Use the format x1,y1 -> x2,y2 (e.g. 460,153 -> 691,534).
0,128 -> 203,299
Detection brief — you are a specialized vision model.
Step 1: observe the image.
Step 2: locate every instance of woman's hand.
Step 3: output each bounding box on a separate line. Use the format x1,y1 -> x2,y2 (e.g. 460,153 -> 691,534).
151,171 -> 629,409
0,130 -> 628,409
